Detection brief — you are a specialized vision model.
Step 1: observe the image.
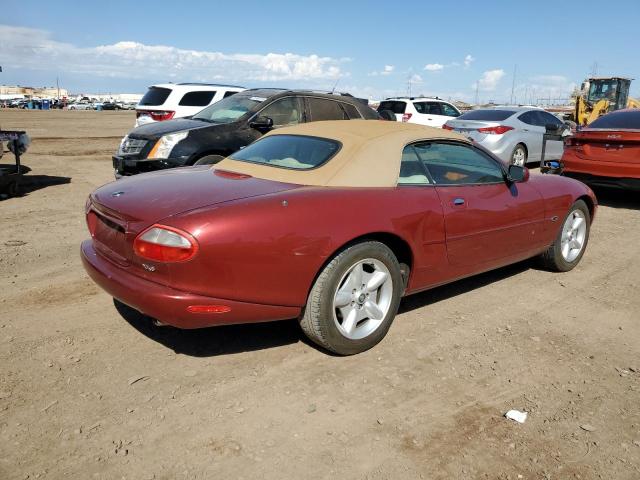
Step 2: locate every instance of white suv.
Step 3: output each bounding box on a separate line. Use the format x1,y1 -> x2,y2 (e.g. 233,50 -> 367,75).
377,97 -> 461,128
135,83 -> 246,127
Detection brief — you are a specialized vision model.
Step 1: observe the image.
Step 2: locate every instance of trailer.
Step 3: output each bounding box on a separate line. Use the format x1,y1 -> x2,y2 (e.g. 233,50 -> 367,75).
0,130 -> 29,197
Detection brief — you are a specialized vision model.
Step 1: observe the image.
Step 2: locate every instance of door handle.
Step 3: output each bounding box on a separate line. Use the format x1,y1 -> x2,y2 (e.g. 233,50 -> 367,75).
453,198 -> 465,206
522,128 -> 529,132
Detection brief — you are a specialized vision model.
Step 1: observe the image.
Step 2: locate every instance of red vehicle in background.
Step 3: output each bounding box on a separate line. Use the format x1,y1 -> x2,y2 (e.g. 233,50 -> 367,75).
562,109 -> 640,190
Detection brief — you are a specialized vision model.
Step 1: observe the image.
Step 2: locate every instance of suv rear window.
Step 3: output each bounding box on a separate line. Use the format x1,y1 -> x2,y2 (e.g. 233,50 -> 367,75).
458,109 -> 515,121
340,102 -> 362,119
230,134 -> 340,170
178,91 -> 216,106
378,101 -> 407,114
139,87 -> 172,106
589,110 -> 640,129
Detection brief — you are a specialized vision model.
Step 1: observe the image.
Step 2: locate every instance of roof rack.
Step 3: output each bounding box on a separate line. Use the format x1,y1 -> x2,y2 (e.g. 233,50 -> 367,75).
175,82 -> 246,88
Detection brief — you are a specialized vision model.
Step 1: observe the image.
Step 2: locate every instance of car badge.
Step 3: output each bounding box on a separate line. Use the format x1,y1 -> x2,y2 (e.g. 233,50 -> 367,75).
607,134 -> 621,139
111,191 -> 125,197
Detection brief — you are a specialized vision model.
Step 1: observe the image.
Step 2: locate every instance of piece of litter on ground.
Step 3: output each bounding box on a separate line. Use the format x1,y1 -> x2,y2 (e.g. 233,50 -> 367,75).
580,424 -> 596,432
128,375 -> 150,386
505,409 -> 528,423
42,400 -> 58,412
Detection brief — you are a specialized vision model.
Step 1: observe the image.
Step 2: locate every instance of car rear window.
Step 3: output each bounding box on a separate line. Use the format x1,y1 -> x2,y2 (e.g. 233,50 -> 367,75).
340,102 -> 362,119
378,101 -> 407,114
458,109 -> 516,121
139,87 -> 172,106
230,135 -> 340,170
178,91 -> 216,106
589,110 -> 640,129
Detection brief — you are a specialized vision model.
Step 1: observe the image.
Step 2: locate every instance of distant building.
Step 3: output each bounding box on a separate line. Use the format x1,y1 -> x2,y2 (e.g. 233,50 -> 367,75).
0,85 -> 69,99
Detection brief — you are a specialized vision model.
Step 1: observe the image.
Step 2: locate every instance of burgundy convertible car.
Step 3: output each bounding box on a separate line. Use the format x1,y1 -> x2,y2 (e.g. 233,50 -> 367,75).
82,121 -> 596,355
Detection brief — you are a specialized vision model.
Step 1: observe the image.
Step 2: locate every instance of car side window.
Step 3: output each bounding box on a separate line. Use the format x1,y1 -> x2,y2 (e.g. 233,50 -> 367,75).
441,103 -> 460,117
340,102 -> 362,119
426,102 -> 443,115
307,98 -> 348,121
537,111 -> 563,127
411,142 -> 504,185
398,146 -> 431,185
414,102 -> 443,115
178,91 -> 216,106
259,97 -> 302,127
223,91 -> 238,98
518,111 -> 536,125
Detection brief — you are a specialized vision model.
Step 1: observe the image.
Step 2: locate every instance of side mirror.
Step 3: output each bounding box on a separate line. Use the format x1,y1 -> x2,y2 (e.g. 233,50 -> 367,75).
250,116 -> 274,130
507,164 -> 528,183
545,123 -> 562,134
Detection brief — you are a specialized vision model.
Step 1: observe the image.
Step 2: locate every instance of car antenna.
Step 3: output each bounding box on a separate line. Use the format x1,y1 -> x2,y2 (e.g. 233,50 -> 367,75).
330,78 -> 340,94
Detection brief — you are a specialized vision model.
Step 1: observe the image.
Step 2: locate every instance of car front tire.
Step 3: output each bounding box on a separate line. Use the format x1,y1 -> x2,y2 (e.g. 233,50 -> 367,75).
539,199 -> 590,272
300,241 -> 403,355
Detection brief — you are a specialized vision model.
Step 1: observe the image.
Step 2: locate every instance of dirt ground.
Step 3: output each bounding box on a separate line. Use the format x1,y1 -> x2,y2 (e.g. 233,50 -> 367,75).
0,110 -> 639,480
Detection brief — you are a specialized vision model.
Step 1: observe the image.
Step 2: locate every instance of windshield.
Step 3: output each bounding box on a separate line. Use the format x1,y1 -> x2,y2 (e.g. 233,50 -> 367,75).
230,135 -> 341,170
193,94 -> 266,123
588,80 -> 619,102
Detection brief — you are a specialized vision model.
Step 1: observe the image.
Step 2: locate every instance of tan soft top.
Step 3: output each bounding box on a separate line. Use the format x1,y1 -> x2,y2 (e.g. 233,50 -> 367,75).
215,119 -> 470,187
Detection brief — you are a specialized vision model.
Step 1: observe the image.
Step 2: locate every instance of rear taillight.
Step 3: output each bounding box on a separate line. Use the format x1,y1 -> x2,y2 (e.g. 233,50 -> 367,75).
442,124 -> 454,131
133,225 -> 198,263
477,125 -> 513,135
402,113 -> 412,122
564,137 -> 581,147
136,110 -> 175,121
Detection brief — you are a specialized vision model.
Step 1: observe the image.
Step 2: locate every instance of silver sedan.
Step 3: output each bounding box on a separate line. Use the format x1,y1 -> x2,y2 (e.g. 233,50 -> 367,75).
443,106 -> 568,166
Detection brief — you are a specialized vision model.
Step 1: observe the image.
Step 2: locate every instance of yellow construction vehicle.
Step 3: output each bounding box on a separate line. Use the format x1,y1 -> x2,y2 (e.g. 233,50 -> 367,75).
572,77 -> 640,126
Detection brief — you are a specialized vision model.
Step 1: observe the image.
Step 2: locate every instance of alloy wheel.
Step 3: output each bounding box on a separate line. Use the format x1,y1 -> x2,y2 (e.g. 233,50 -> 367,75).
332,258 -> 393,340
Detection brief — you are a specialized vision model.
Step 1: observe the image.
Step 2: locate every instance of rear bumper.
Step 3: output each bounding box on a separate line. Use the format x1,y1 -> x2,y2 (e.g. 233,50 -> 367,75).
563,172 -> 640,191
562,152 -> 640,190
81,240 -> 301,328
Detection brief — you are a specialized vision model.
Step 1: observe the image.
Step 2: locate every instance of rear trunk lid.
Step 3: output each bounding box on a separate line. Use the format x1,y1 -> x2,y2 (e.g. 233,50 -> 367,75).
445,119 -> 502,142
87,166 -> 299,271
570,129 -> 640,163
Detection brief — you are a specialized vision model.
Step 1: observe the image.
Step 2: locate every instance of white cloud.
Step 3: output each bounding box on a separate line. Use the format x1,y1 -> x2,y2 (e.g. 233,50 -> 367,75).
424,63 -> 444,72
368,65 -> 395,77
464,54 -> 475,68
473,69 -> 505,91
0,25 -> 345,83
409,74 -> 423,84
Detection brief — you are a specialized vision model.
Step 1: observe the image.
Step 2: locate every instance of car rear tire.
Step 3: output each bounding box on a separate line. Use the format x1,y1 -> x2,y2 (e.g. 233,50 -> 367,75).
300,241 -> 403,355
510,144 -> 527,166
538,199 -> 590,272
193,155 -> 225,166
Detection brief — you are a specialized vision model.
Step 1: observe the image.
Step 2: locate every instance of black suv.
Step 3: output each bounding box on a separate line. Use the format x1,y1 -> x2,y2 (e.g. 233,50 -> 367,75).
113,88 -> 380,177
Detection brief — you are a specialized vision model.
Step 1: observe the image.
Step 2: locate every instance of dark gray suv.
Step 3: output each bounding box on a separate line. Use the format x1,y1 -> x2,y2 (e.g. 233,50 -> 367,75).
113,88 -> 380,177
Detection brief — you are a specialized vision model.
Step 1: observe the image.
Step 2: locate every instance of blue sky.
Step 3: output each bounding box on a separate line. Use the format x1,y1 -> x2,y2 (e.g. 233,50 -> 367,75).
1,0 -> 639,102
